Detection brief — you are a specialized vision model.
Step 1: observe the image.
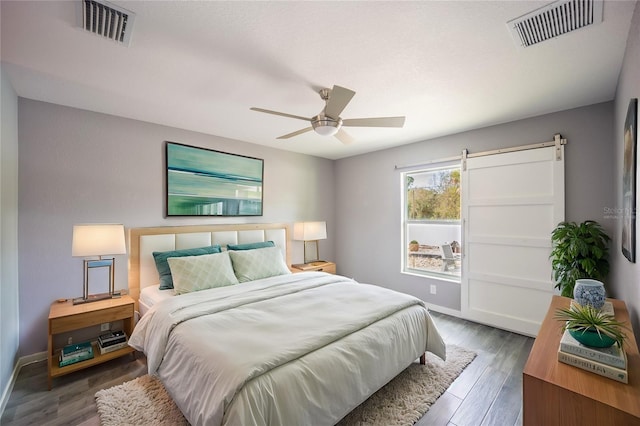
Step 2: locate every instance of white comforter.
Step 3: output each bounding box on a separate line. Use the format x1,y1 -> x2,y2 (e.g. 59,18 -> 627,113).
130,272 -> 446,426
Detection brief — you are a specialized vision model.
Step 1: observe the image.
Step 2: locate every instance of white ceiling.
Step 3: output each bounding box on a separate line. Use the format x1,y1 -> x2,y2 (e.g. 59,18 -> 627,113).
1,1 -> 636,160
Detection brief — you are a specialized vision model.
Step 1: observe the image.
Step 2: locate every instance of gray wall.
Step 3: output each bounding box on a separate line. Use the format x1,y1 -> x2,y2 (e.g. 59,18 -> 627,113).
11,2 -> 640,359
611,1 -> 640,341
0,67 -> 20,406
335,102 -> 615,312
17,99 -> 336,356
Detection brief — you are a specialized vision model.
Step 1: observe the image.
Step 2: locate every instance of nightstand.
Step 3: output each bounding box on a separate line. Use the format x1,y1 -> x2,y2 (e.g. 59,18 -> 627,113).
291,261 -> 336,274
47,295 -> 135,390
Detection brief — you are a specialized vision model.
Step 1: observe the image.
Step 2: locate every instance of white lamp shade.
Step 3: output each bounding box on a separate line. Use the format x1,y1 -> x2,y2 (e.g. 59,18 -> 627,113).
294,221 -> 327,241
72,224 -> 126,257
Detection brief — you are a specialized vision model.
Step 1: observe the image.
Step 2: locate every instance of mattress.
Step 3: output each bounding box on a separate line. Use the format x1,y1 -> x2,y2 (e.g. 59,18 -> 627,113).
130,272 -> 445,426
139,285 -> 175,316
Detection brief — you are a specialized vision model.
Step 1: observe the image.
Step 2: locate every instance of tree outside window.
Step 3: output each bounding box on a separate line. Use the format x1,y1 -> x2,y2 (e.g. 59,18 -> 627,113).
407,169 -> 460,221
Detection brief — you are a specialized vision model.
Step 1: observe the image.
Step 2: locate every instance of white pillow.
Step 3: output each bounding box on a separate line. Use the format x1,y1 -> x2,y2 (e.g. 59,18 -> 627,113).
167,251 -> 239,295
228,246 -> 291,283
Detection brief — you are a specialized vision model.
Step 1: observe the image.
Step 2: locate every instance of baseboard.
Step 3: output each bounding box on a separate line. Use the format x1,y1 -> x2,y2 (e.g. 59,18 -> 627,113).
0,351 -> 47,418
425,303 -> 462,318
0,361 -> 19,418
18,351 -> 47,366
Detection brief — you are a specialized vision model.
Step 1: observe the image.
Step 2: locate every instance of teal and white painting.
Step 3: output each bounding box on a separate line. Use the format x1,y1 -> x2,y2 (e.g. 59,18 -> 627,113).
166,142 -> 263,216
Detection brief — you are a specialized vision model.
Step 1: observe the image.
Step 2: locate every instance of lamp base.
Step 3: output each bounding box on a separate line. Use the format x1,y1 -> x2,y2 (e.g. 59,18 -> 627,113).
303,240 -> 322,264
72,292 -> 113,305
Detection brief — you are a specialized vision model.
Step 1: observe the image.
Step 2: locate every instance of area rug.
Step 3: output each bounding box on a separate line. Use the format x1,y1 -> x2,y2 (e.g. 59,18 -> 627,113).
95,345 -> 475,426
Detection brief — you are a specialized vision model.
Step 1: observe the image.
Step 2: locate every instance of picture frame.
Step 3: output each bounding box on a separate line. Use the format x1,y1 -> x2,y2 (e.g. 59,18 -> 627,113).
622,98 -> 637,263
166,142 -> 264,216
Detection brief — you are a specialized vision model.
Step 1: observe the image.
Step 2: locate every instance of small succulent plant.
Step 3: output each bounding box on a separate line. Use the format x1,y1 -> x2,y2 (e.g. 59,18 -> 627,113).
555,304 -> 628,348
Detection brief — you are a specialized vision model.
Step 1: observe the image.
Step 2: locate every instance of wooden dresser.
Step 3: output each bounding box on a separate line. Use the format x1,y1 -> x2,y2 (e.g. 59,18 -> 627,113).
523,296 -> 640,425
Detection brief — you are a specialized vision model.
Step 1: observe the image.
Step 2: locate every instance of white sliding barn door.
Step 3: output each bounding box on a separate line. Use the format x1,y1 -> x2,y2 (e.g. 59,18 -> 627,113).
461,145 -> 564,336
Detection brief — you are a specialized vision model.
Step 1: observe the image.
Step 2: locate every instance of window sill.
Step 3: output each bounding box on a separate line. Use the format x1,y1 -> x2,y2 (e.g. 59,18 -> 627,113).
401,269 -> 461,283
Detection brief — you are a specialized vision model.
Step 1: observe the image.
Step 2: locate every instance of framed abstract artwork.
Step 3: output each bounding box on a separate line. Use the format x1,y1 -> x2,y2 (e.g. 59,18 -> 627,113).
166,142 -> 263,216
622,98 -> 637,263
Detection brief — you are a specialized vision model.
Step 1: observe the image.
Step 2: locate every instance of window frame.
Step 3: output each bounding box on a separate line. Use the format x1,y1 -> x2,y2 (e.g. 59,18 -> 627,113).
401,163 -> 462,282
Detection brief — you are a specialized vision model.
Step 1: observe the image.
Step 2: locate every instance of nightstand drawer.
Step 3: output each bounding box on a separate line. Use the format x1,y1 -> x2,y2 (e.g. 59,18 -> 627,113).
313,263 -> 336,274
291,261 -> 336,274
50,304 -> 133,334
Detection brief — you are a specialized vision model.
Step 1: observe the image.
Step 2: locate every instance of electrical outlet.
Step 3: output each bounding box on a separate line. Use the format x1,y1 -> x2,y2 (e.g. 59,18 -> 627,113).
430,284 -> 437,295
100,323 -> 110,332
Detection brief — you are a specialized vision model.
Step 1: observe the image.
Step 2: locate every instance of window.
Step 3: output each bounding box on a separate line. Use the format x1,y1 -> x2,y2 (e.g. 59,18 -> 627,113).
402,165 -> 461,280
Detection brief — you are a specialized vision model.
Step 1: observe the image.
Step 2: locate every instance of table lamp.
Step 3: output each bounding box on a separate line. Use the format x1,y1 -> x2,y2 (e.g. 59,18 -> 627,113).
72,223 -> 126,304
293,221 -> 327,264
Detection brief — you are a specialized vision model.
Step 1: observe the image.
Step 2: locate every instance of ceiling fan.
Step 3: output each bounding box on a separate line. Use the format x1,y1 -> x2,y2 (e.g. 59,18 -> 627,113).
250,85 -> 405,145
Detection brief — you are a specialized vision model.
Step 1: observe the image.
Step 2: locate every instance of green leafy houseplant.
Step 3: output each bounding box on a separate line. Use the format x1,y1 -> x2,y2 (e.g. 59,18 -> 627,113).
555,304 -> 628,348
550,220 -> 611,297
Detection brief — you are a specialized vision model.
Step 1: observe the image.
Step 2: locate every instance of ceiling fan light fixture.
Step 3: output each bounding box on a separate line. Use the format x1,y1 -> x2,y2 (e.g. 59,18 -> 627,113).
251,85 -> 406,143
312,116 -> 342,137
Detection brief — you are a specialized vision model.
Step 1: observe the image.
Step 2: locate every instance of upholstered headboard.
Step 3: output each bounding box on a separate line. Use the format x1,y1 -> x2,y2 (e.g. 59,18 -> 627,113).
128,223 -> 291,311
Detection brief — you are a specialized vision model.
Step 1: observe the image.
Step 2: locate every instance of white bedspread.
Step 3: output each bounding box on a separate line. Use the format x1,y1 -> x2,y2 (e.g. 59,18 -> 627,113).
129,272 -> 445,426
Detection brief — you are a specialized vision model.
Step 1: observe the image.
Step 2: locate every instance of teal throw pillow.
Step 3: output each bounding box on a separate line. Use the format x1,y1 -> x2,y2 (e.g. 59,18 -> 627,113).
153,245 -> 221,290
227,241 -> 275,251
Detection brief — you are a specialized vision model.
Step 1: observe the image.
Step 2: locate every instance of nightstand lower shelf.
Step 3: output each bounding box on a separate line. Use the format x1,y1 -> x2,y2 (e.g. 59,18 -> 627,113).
50,342 -> 135,378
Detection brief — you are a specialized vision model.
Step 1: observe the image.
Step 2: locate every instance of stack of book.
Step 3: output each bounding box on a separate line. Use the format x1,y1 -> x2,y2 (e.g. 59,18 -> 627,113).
97,330 -> 128,355
59,341 -> 94,367
557,303 -> 628,383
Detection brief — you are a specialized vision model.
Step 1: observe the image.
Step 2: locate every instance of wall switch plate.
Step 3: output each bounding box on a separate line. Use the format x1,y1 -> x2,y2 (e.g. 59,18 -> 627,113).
100,323 -> 110,332
430,284 -> 437,295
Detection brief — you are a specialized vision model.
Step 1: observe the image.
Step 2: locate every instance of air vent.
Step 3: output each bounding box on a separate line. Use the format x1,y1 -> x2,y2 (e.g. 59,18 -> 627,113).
77,0 -> 136,46
507,0 -> 603,48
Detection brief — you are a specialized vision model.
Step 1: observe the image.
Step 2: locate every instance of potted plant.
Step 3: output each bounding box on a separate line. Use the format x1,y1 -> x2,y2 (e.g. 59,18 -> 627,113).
550,220 -> 611,298
555,304 -> 628,348
409,240 -> 419,252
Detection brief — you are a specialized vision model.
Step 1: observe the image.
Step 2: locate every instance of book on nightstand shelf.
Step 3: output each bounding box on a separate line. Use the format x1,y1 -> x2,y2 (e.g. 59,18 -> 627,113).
98,340 -> 129,355
98,330 -> 127,346
98,330 -> 128,354
557,349 -> 628,383
59,341 -> 94,367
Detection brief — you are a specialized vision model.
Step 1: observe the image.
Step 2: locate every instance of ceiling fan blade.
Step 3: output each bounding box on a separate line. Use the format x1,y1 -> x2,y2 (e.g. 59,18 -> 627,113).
335,129 -> 355,145
342,116 -> 406,128
277,127 -> 313,139
324,85 -> 356,119
250,107 -> 311,122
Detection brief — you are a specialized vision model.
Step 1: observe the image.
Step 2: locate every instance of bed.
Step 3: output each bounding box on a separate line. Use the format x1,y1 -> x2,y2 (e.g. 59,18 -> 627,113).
127,223 -> 446,426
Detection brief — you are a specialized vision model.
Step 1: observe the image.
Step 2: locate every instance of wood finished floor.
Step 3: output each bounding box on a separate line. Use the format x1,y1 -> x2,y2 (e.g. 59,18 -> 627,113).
1,311 -> 533,426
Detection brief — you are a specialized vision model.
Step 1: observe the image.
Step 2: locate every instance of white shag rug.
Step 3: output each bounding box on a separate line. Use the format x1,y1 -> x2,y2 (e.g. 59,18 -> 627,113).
95,345 -> 475,426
